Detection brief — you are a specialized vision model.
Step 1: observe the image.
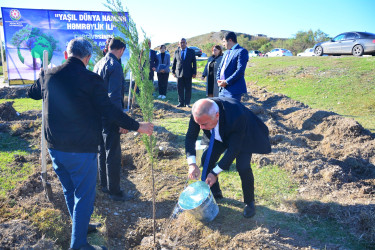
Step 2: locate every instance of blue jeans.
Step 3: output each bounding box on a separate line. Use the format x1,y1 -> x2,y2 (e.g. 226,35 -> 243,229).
48,149 -> 97,249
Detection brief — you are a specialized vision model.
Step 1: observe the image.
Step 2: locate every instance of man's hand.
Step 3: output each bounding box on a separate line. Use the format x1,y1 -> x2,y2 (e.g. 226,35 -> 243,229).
137,122 -> 154,136
119,128 -> 129,134
205,173 -> 218,187
173,74 -> 176,78
192,74 -> 196,78
152,67 -> 156,71
217,80 -> 227,87
201,76 -> 205,81
188,164 -> 200,180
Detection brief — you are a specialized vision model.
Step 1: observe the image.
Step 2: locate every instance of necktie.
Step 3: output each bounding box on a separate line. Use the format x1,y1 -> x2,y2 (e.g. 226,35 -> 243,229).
219,50 -> 231,80
181,50 -> 185,60
201,129 -> 215,181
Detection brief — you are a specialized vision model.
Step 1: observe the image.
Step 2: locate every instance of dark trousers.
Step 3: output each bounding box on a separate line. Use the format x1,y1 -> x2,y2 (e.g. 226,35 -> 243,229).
157,73 -> 169,95
49,149 -> 97,249
177,76 -> 192,106
201,140 -> 254,205
98,121 -> 122,194
149,71 -> 154,81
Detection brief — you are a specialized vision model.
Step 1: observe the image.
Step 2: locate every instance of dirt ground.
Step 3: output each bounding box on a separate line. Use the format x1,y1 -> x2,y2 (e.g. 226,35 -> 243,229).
0,82 -> 374,249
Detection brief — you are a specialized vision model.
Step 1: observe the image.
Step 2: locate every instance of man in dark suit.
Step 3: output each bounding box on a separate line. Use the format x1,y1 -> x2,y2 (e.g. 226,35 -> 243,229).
217,31 -> 249,101
148,40 -> 159,81
172,38 -> 197,108
185,97 -> 271,218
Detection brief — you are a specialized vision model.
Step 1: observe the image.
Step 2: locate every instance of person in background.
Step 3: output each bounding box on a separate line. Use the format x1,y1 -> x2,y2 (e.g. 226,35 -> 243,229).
27,38 -> 154,250
201,45 -> 223,97
156,44 -> 170,99
102,37 -> 113,56
172,38 -> 197,108
148,39 -> 159,81
216,31 -> 249,101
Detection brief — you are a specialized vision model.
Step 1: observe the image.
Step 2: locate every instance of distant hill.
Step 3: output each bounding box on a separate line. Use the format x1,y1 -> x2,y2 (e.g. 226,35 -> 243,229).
159,30 -> 285,56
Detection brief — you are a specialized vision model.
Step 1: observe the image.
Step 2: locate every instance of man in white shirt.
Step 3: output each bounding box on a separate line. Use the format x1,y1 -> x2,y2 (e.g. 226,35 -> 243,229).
185,98 -> 271,218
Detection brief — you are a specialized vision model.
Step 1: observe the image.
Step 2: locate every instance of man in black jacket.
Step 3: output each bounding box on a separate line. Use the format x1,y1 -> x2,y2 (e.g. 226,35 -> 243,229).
172,38 -> 197,108
185,98 -> 271,218
94,38 -> 131,202
28,38 -> 153,250
148,39 -> 159,81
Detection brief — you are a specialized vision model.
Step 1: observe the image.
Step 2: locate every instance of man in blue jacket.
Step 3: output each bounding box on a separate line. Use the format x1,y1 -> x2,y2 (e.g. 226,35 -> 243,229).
94,38 -> 132,202
217,31 -> 249,101
28,38 -> 154,250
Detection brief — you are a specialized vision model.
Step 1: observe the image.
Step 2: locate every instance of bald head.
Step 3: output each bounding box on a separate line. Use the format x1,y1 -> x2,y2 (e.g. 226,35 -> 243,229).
192,99 -> 219,119
192,99 -> 219,130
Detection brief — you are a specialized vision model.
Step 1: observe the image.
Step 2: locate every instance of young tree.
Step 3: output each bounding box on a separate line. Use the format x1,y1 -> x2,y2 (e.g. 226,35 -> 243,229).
105,0 -> 158,245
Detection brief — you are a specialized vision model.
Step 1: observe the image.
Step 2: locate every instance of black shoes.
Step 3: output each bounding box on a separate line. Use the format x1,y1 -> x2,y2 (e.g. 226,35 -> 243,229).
185,104 -> 191,108
109,190 -> 134,202
213,191 -> 223,200
69,243 -> 107,250
101,186 -> 109,194
176,103 -> 185,107
87,223 -> 102,233
243,201 -> 256,218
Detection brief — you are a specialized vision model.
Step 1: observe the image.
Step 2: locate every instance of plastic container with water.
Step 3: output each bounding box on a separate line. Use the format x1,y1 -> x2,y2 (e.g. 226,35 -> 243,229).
195,140 -> 207,167
173,181 -> 219,222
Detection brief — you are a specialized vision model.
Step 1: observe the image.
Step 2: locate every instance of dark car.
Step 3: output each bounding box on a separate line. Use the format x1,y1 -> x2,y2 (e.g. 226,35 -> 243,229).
189,46 -> 203,57
314,32 -> 375,56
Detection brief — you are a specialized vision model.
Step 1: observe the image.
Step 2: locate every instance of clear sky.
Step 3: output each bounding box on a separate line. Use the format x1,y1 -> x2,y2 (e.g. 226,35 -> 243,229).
1,0 -> 374,47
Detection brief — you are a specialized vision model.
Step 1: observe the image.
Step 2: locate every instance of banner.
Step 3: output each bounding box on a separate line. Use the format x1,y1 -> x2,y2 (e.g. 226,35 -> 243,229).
1,7 -> 129,83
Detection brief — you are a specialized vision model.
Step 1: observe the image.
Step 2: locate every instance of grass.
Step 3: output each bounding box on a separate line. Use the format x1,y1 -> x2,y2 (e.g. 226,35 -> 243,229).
0,98 -> 42,112
246,56 -> 375,131
0,132 -> 34,197
153,96 -> 369,247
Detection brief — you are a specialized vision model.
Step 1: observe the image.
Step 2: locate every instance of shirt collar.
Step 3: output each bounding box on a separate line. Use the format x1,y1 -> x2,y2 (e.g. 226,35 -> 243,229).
230,43 -> 239,50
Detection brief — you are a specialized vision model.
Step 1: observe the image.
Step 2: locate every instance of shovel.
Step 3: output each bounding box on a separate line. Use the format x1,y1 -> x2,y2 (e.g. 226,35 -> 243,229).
40,50 -> 53,201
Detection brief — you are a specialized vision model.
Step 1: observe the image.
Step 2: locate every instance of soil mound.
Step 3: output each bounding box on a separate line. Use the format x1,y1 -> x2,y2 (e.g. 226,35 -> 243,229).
0,220 -> 55,249
0,87 -> 29,99
0,101 -> 19,121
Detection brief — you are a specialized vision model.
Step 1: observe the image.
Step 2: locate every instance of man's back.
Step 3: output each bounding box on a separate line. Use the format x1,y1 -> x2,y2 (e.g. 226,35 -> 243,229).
94,53 -> 125,109
28,57 -> 113,152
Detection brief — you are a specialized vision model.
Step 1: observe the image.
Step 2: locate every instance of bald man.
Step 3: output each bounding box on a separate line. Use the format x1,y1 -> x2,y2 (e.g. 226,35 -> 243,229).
185,97 -> 271,218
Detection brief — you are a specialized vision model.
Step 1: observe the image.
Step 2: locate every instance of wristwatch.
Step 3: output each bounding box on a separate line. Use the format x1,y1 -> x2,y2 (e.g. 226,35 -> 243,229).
210,170 -> 218,177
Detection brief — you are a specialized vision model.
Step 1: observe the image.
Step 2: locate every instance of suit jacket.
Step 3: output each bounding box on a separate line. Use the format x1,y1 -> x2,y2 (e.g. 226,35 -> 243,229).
202,55 -> 223,97
149,49 -> 159,70
216,44 -> 249,95
172,47 -> 197,78
185,97 -> 271,170
149,49 -> 159,79
156,52 -> 171,73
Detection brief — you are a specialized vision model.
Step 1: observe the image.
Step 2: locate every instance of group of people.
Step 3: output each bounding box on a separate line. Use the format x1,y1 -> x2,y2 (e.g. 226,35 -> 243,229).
27,31 -> 271,250
157,31 -> 250,106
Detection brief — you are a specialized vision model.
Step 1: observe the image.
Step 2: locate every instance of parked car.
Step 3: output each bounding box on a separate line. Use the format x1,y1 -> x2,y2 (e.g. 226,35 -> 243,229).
265,48 -> 293,57
249,50 -> 263,57
189,46 -> 203,57
297,48 -> 315,56
313,31 -> 375,56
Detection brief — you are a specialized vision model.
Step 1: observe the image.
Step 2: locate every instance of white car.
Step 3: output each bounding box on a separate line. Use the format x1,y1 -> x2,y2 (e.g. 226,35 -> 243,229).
265,48 -> 293,57
297,48 -> 315,56
249,50 -> 263,57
